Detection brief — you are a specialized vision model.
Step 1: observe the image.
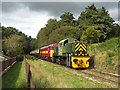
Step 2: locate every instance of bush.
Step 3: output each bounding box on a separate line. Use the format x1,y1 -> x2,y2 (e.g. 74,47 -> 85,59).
25,55 -> 38,61
88,37 -> 119,74
16,55 -> 24,61
107,51 -> 114,57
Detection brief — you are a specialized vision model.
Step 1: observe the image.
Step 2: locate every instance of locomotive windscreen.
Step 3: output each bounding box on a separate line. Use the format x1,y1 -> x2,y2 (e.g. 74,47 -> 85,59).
75,42 -> 88,56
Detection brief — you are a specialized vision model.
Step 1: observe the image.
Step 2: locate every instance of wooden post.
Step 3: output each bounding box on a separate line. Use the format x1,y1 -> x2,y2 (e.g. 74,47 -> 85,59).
24,56 -> 35,89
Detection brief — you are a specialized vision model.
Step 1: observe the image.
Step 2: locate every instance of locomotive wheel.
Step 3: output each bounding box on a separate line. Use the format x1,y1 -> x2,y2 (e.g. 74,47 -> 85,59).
56,57 -> 61,64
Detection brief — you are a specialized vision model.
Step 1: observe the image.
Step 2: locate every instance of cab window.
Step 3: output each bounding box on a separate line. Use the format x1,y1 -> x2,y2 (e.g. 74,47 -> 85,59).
63,40 -> 68,46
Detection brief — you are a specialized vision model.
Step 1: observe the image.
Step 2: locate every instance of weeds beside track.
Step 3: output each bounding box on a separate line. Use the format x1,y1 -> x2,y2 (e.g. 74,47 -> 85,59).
27,58 -> 118,88
39,59 -> 119,87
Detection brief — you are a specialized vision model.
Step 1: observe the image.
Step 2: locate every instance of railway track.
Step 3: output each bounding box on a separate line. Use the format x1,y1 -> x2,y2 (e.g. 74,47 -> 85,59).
71,68 -> 119,86
74,69 -> 119,86
89,69 -> 120,77
39,59 -> 119,87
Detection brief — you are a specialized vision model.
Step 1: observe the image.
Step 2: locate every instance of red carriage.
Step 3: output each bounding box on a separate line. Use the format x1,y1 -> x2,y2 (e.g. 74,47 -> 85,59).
40,44 -> 58,59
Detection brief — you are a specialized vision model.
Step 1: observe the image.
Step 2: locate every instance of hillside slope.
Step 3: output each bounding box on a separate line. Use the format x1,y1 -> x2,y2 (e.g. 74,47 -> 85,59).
88,37 -> 119,74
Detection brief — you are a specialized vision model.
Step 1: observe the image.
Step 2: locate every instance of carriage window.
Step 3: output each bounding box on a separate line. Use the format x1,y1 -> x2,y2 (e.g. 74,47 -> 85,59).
52,46 -> 54,50
63,40 -> 68,46
49,47 -> 50,50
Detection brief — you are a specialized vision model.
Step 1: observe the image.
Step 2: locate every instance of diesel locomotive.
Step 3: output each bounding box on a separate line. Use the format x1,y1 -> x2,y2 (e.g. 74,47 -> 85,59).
30,38 -> 90,68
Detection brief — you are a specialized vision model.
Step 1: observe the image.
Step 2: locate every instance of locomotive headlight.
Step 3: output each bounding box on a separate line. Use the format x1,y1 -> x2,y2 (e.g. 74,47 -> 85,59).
73,59 -> 78,62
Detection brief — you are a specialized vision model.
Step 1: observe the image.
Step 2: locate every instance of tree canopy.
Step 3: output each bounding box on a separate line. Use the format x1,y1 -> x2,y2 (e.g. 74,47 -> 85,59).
49,26 -> 82,44
81,27 -> 102,43
58,12 -> 76,27
36,4 -> 118,48
78,4 -> 115,41
2,4 -> 119,56
2,26 -> 36,57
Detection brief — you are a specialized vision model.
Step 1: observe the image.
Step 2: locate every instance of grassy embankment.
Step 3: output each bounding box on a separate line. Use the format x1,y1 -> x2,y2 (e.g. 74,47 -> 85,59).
88,37 -> 119,74
2,61 -> 27,88
27,59 -> 116,88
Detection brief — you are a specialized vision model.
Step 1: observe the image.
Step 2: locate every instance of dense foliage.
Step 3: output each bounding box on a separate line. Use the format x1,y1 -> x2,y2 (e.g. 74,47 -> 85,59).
2,26 -> 36,57
78,4 -> 115,41
58,12 -> 76,27
81,27 -> 101,43
2,4 -> 120,57
88,37 -> 119,74
36,4 -> 119,48
49,26 -> 82,44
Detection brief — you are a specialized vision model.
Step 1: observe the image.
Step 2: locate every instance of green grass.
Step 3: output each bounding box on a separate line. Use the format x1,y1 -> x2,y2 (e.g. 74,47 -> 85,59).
2,61 -> 27,88
88,37 -> 119,74
27,59 -> 116,88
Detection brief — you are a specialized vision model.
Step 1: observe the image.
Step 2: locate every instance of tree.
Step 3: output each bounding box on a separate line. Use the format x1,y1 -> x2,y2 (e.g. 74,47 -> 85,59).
46,18 -> 59,33
46,19 -> 59,43
2,26 -> 18,39
109,24 -> 120,38
49,26 -> 82,43
78,4 -> 114,41
30,38 -> 37,50
36,19 -> 59,48
58,12 -> 75,27
36,27 -> 49,48
2,26 -> 34,56
81,27 -> 102,43
3,34 -> 29,57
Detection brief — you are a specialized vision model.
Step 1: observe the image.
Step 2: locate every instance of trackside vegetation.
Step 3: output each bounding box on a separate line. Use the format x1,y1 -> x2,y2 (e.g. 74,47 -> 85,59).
27,59 -> 116,88
88,37 -> 119,74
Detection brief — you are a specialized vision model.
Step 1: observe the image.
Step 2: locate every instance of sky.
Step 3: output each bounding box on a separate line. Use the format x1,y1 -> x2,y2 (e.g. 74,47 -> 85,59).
1,1 -> 119,38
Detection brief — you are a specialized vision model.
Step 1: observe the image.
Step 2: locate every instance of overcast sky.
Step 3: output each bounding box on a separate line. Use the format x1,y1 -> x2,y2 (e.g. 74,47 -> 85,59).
1,2 -> 119,38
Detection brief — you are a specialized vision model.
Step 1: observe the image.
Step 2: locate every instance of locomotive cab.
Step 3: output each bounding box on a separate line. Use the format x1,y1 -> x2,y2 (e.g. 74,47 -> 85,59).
53,38 -> 90,68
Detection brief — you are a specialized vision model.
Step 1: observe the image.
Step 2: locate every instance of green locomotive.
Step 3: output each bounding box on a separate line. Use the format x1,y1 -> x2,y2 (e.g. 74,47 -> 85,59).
52,38 -> 90,68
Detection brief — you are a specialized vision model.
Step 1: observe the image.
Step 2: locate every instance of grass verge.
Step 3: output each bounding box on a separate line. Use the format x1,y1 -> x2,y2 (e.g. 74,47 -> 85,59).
2,61 -> 27,88
88,37 -> 119,74
27,59 -> 116,88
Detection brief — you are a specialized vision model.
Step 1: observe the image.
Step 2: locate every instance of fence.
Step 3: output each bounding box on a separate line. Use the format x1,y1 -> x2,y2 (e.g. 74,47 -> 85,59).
1,57 -> 16,71
24,56 -> 35,89
0,57 -> 17,76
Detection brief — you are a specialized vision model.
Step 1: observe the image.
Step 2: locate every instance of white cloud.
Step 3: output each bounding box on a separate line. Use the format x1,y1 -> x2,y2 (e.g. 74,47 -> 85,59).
108,7 -> 118,21
2,4 -> 54,38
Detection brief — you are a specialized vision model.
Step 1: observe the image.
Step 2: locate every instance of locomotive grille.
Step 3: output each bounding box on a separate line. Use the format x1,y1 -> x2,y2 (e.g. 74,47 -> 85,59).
75,42 -> 88,56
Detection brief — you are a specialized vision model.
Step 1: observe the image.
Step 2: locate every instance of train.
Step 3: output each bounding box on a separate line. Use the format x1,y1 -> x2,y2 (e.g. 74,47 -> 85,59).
30,38 -> 90,68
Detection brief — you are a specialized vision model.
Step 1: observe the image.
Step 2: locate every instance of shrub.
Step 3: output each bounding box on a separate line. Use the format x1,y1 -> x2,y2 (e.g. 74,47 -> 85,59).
16,55 -> 24,61
25,55 -> 37,61
107,51 -> 114,57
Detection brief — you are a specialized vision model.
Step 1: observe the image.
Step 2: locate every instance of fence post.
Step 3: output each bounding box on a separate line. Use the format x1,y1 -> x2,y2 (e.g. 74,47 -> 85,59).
24,56 -> 35,89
